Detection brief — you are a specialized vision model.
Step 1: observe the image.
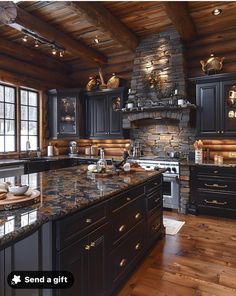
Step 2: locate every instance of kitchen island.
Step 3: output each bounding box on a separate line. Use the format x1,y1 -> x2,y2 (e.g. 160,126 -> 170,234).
0,165 -> 164,296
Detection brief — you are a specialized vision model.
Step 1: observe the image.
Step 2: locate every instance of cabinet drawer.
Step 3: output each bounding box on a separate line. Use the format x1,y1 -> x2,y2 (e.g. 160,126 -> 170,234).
110,197 -> 145,247
108,222 -> 145,286
197,191 -> 236,210
147,212 -> 163,244
146,177 -> 162,196
196,177 -> 236,192
195,166 -> 236,179
147,189 -> 162,214
110,184 -> 145,213
56,202 -> 108,250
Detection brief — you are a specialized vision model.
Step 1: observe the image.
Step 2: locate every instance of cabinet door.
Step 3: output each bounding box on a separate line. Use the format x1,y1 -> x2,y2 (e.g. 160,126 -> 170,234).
92,95 -> 107,138
56,236 -> 87,296
48,89 -> 84,139
196,82 -> 220,137
107,94 -> 123,138
220,80 -> 236,137
87,224 -> 108,296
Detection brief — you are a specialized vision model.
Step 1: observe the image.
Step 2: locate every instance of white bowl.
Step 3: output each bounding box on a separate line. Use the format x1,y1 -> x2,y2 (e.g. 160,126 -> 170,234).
8,185 -> 29,196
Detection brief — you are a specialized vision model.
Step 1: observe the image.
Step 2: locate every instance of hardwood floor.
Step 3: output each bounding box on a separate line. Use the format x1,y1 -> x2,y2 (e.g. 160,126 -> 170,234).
118,211 -> 236,296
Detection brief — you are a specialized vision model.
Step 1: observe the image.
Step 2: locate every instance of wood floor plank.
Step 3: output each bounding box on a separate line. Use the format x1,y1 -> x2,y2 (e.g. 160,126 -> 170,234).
118,211 -> 236,296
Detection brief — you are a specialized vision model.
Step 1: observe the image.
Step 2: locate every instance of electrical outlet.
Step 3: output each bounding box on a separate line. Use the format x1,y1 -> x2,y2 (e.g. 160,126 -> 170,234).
229,152 -> 236,158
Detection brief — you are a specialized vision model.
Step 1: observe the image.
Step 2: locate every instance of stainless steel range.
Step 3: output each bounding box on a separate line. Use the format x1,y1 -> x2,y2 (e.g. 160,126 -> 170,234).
129,156 -> 180,210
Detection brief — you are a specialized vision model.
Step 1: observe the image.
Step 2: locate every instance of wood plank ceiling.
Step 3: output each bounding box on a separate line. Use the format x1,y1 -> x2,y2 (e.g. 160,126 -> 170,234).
0,1 -> 236,89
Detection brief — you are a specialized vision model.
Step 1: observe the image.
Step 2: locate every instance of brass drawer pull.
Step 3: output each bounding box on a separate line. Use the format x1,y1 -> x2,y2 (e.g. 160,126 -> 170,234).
154,182 -> 158,186
119,225 -> 126,232
204,199 -> 227,206
126,197 -> 131,201
84,244 -> 90,250
90,242 -> 95,247
86,218 -> 92,223
213,170 -> 218,174
204,183 -> 228,189
153,223 -> 160,230
119,258 -> 127,267
135,212 -> 141,219
135,242 -> 141,250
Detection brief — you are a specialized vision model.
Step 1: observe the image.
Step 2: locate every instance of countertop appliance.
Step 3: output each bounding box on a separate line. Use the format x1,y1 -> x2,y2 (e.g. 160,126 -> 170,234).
128,156 -> 180,210
69,141 -> 79,157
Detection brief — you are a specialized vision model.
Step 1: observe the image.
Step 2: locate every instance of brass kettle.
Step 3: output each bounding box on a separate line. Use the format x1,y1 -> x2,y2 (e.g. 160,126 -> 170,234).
200,53 -> 225,75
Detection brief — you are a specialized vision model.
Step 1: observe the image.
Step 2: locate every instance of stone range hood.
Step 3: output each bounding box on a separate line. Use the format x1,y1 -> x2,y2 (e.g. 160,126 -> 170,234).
122,106 -> 195,129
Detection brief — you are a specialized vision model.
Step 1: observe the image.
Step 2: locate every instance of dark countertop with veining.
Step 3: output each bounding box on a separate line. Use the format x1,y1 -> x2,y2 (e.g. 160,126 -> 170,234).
0,165 -> 164,250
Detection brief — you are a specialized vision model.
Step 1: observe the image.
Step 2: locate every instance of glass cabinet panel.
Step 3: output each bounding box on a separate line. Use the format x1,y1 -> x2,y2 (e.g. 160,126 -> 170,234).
58,97 -> 76,135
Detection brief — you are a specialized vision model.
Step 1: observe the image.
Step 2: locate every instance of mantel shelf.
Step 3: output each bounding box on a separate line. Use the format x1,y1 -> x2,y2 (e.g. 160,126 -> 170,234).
117,104 -> 196,114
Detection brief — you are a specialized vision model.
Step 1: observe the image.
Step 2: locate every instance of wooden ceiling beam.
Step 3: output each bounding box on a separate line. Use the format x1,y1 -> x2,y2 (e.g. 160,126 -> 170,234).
0,69 -> 61,90
0,37 -> 71,73
163,2 -> 197,41
0,1 -> 107,65
64,1 -> 139,52
0,53 -> 73,87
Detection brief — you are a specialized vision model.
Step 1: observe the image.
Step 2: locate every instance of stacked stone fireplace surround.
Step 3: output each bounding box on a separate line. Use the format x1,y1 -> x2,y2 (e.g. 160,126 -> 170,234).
124,28 -> 196,213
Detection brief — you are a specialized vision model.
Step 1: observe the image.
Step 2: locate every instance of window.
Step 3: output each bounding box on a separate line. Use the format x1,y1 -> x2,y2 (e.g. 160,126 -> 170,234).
0,83 -> 39,153
20,89 -> 39,151
0,84 -> 16,152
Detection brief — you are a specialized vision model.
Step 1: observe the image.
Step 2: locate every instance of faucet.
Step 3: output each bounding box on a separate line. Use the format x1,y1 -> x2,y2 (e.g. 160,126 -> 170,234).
26,140 -> 32,158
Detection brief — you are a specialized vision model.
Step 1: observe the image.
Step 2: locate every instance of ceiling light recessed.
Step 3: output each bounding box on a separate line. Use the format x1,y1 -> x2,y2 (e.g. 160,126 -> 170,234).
52,47 -> 57,55
94,37 -> 99,44
212,8 -> 222,16
34,39 -> 39,48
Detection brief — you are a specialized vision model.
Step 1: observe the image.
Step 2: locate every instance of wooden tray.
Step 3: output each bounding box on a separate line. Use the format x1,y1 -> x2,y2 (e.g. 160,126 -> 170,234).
0,189 -> 40,211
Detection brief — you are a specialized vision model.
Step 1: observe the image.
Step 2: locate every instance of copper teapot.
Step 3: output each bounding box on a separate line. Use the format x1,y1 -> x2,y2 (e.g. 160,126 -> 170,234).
200,53 -> 225,75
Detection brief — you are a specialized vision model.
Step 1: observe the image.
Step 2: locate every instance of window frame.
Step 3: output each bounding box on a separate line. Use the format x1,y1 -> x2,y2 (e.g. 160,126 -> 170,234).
19,87 -> 40,152
0,82 -> 40,155
0,83 -> 17,153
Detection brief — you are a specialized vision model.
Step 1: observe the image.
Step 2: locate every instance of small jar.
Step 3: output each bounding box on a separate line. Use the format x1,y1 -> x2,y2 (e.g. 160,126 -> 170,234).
214,155 -> 219,164
85,146 -> 91,155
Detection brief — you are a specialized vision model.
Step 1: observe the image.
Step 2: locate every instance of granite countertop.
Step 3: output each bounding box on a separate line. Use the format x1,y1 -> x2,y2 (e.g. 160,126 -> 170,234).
0,155 -> 123,168
0,165 -> 164,250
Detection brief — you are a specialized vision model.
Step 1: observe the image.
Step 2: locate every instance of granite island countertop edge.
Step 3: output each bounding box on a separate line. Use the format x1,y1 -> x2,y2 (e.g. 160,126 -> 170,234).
0,166 -> 164,250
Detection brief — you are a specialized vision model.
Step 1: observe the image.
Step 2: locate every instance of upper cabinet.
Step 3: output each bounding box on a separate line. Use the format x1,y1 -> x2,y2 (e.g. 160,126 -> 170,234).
85,87 -> 127,139
191,73 -> 236,138
47,89 -> 85,139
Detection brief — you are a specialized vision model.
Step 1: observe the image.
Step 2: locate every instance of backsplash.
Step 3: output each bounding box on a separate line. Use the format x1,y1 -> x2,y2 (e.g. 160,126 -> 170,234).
202,140 -> 236,160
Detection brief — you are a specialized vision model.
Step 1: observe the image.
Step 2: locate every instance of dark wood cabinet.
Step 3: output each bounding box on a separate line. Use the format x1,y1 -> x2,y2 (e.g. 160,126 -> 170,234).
191,73 -> 236,138
189,165 -> 236,218
47,88 -> 85,139
56,223 -> 108,296
85,87 -> 127,139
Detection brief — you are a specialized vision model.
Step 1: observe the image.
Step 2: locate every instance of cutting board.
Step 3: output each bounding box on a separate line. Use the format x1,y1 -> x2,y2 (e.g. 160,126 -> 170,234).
0,189 -> 40,211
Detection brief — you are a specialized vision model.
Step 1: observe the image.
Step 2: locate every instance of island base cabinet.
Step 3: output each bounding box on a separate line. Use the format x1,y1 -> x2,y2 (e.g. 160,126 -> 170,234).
147,211 -> 164,247
107,222 -> 145,295
55,223 -> 108,296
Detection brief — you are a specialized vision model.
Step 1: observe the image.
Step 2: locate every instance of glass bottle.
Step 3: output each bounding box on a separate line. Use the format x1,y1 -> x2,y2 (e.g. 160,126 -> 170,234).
97,148 -> 107,173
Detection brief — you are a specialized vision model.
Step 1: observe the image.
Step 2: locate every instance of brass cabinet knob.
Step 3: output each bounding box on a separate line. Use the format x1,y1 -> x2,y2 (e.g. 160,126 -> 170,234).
119,258 -> 127,267
126,197 -> 131,201
84,244 -> 90,250
152,223 -> 160,230
90,242 -> 95,247
119,225 -> 126,232
86,218 -> 92,223
135,242 -> 141,250
135,212 -> 141,219
155,198 -> 160,203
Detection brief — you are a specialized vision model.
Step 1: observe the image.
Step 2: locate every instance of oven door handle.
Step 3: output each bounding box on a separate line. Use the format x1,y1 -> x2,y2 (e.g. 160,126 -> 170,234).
163,176 -> 179,182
